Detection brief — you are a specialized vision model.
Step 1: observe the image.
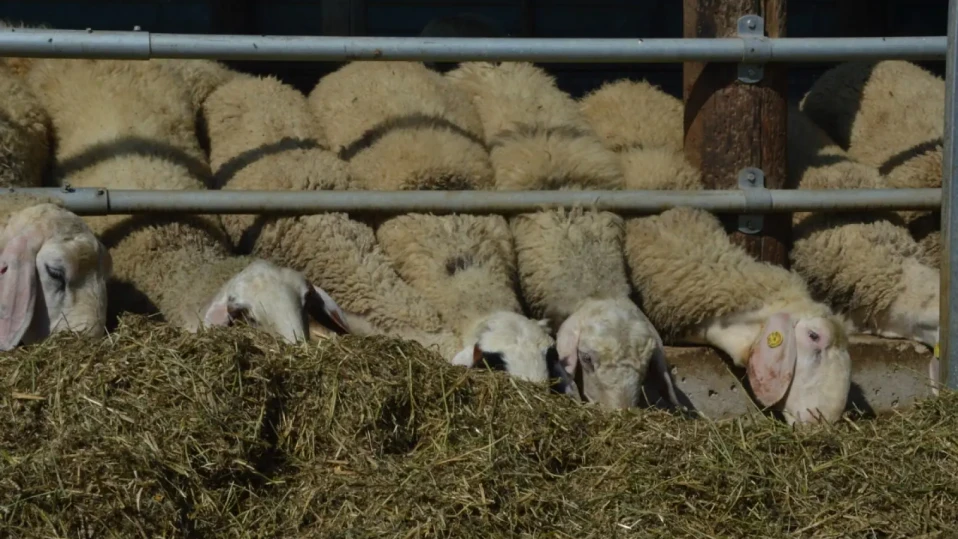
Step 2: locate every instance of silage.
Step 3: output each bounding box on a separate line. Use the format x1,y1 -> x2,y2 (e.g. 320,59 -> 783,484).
1,315 -> 957,538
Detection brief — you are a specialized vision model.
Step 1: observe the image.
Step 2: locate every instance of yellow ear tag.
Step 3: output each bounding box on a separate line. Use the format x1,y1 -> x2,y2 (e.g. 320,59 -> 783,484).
767,331 -> 783,348
934,342 -> 940,359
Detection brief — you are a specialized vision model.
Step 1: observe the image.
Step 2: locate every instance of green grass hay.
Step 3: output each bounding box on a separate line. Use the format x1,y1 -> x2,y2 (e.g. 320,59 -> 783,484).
1,315 -> 957,538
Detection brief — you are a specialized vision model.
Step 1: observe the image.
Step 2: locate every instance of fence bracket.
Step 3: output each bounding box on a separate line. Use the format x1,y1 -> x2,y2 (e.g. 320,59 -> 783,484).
737,167 -> 767,234
737,15 -> 766,84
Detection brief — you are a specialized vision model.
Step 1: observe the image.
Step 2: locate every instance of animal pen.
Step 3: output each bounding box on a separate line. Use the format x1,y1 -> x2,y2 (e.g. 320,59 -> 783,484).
2,0 -> 958,536
0,0 -> 953,409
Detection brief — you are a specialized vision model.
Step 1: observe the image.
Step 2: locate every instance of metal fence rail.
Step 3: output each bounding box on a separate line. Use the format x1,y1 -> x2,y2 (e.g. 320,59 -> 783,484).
0,28 -> 946,63
1,187 -> 943,215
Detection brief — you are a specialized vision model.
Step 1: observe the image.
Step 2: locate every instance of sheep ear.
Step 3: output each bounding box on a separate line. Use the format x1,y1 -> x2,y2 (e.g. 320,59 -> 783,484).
0,233 -> 40,351
747,312 -> 798,407
203,297 -> 247,327
451,343 -> 480,367
471,343 -> 483,367
203,299 -> 231,327
555,312 -> 582,377
306,284 -> 350,334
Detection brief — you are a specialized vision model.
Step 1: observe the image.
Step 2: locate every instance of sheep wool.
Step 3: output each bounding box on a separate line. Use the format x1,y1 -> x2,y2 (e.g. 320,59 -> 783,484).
0,63 -> 50,188
201,73 -> 453,350
788,107 -> 940,348
579,79 -> 702,191
510,207 -> 630,329
376,212 -> 555,382
376,213 -> 522,338
151,59 -> 240,115
0,20 -> 46,78
801,60 -> 944,267
445,61 -> 623,190
24,57 -> 326,338
308,60 -> 494,191
578,78 -> 850,423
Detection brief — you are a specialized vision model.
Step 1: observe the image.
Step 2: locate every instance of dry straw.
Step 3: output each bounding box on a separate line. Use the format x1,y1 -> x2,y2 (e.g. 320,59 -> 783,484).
2,315 -> 957,537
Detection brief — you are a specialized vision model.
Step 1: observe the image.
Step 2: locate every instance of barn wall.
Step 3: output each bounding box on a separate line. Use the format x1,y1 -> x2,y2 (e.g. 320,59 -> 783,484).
0,0 -> 947,98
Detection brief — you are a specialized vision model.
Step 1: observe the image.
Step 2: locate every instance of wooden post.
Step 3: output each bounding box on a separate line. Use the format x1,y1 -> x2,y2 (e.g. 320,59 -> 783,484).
683,0 -> 789,267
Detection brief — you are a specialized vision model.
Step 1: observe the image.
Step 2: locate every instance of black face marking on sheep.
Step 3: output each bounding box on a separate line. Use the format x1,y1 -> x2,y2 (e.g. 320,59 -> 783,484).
475,350 -> 508,373
445,254 -> 474,275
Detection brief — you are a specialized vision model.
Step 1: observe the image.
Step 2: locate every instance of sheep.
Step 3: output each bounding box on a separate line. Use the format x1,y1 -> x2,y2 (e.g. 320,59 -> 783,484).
625,207 -> 852,425
200,71 -> 461,355
308,60 -> 495,191
375,212 -> 558,384
0,193 -> 112,349
150,59 -> 239,116
800,60 -> 944,268
579,79 -> 702,191
309,61 -> 559,384
445,61 -> 623,191
510,208 -> 679,407
0,63 -> 50,188
24,58 -> 350,343
578,79 -> 851,424
442,62 -> 682,407
787,107 -> 939,350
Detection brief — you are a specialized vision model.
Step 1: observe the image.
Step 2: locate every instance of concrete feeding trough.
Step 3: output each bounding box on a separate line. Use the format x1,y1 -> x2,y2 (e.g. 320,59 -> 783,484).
641,336 -> 937,419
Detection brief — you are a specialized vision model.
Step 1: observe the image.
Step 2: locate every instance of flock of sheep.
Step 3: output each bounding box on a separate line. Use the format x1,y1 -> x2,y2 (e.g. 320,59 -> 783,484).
0,21 -> 944,427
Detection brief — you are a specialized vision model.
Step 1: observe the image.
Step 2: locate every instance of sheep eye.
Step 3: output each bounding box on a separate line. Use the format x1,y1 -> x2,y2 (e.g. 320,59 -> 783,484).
45,264 -> 66,290
808,330 -> 820,342
580,352 -> 595,370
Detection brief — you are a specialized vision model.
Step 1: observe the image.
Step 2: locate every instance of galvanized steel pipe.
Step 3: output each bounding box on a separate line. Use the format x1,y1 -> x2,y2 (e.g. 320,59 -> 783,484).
0,28 -> 946,62
3,187 -> 942,215
941,0 -> 958,392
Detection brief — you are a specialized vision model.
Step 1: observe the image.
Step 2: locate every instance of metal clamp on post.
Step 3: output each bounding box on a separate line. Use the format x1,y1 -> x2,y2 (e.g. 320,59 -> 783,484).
737,15 -> 770,84
738,167 -> 771,234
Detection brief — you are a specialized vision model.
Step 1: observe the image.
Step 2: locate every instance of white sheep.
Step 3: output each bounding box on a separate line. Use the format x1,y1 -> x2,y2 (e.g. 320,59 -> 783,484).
150,59 -> 240,117
200,71 -> 460,354
579,79 -> 702,191
0,194 -> 112,349
579,79 -> 852,425
376,212 -> 557,384
24,58 -> 349,343
309,61 -> 558,384
512,209 -> 680,408
443,62 -> 680,408
800,60 -> 944,268
308,60 -> 495,191
788,107 -> 939,350
445,61 -> 623,191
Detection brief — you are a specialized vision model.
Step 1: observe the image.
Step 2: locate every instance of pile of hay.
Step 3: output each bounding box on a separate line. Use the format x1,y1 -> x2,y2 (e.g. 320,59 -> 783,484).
2,315 -> 957,537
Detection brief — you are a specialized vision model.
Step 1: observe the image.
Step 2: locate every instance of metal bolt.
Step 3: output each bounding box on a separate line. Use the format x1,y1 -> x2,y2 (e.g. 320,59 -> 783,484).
747,19 -> 757,30
133,25 -> 142,32
748,68 -> 757,77
747,172 -> 756,183
745,219 -> 754,229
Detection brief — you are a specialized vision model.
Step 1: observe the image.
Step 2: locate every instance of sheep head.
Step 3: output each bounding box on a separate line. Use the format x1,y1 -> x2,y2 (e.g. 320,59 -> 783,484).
0,203 -> 112,349
745,312 -> 851,426
451,310 -> 557,385
555,297 -> 677,409
203,259 -> 350,343
873,258 -> 939,349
